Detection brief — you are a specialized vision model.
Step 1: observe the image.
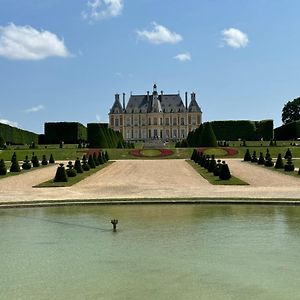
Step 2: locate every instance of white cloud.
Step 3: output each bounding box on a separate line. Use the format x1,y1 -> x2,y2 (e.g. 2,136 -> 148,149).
136,22 -> 182,44
174,52 -> 191,62
0,23 -> 70,60
25,105 -> 44,113
221,28 -> 249,49
0,119 -> 18,127
82,0 -> 123,21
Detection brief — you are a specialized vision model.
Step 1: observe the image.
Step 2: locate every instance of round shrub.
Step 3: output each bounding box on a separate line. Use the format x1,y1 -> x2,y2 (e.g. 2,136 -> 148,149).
284,157 -> 294,172
10,154 -> 21,172
49,153 -> 55,164
22,155 -> 32,170
54,163 -> 68,182
41,155 -> 48,166
74,158 -> 83,173
219,161 -> 231,180
274,154 -> 284,169
82,155 -> 90,171
257,152 -> 265,165
66,161 -> 77,177
88,154 -> 96,169
243,149 -> 251,161
0,159 -> 7,175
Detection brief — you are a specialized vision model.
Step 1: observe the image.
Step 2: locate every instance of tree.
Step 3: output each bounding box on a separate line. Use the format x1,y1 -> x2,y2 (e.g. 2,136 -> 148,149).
274,153 -> 284,169
0,135 -> 5,148
200,122 -> 217,147
282,97 -> 300,124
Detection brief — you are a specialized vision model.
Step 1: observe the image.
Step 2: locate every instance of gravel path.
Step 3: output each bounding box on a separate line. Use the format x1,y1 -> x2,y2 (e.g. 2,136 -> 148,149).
0,159 -> 300,204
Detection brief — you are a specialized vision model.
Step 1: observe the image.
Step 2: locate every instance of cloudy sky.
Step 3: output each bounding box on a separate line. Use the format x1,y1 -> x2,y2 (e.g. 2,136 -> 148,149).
1,0 -> 299,133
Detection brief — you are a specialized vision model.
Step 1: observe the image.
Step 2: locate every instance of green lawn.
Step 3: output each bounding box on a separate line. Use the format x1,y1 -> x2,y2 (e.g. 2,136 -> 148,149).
0,164 -> 51,179
35,161 -> 114,187
187,160 -> 248,185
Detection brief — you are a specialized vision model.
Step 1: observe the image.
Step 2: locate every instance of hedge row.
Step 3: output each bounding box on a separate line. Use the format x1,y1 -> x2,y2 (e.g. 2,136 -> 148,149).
0,123 -> 38,145
87,123 -> 124,148
274,120 -> 300,140
210,119 -> 273,141
44,122 -> 87,144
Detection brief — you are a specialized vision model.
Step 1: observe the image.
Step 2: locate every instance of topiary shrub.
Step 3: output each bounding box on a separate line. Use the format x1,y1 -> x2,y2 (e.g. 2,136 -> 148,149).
213,160 -> 222,176
251,151 -> 258,163
74,158 -> 83,173
32,155 -> 40,167
10,154 -> 21,172
191,149 -> 197,161
82,155 -> 90,171
284,148 -> 292,159
219,161 -> 231,180
264,156 -> 274,167
54,163 -> 68,182
22,155 -> 32,170
257,152 -> 265,165
284,157 -> 294,172
274,154 -> 284,169
49,153 -> 55,164
204,155 -> 210,169
11,152 -> 16,163
102,152 -> 107,163
196,152 -> 203,165
66,161 -> 77,177
0,159 -> 7,175
265,148 -> 271,161
98,152 -> 104,165
105,151 -> 109,161
93,152 -> 100,166
41,155 -> 48,166
208,155 -> 217,172
88,154 -> 96,168
243,149 -> 251,161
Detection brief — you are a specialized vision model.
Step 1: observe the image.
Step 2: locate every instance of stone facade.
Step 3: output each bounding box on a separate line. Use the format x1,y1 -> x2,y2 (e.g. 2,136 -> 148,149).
108,84 -> 202,141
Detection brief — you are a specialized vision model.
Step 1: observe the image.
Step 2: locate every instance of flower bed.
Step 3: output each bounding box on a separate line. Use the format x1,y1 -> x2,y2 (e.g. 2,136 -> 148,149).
196,147 -> 238,156
130,149 -> 174,157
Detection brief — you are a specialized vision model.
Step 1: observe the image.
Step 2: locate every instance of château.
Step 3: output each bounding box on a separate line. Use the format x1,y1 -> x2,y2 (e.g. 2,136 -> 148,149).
109,84 -> 202,141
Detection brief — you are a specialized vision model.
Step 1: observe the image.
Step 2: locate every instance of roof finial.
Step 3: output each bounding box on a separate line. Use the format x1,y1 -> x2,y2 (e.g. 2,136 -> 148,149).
153,83 -> 158,95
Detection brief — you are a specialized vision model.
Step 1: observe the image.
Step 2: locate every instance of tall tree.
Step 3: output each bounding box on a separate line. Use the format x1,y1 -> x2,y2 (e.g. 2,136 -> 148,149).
282,97 -> 300,124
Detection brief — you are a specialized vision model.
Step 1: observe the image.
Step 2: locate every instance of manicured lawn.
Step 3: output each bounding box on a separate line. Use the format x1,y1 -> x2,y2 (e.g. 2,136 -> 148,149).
187,160 -> 248,185
140,149 -> 162,156
35,161 -> 114,187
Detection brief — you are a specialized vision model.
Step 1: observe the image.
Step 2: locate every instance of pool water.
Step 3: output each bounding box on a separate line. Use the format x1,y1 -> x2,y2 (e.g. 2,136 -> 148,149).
0,204 -> 300,299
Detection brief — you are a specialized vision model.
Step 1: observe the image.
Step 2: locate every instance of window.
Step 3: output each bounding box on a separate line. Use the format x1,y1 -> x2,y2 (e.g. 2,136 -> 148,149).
165,118 -> 169,126
115,118 -> 119,127
181,118 -> 185,125
154,117 -> 158,125
173,129 -> 177,138
165,129 -> 169,138
148,118 -> 151,125
173,118 -> 177,125
181,129 -> 185,138
126,117 -> 131,126
134,118 -> 139,126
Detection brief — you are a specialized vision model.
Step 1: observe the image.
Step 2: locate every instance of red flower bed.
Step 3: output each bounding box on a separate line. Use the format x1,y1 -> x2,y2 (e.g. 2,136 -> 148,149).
86,148 -> 102,157
196,147 -> 238,156
129,149 -> 174,157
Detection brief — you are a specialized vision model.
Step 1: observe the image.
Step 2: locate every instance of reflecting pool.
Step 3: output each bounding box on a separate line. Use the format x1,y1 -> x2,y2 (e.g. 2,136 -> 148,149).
1,204 -> 300,299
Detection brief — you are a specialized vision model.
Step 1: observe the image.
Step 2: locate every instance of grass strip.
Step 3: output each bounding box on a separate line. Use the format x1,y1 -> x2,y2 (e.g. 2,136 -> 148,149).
0,164 -> 51,180
34,161 -> 114,188
187,160 -> 248,185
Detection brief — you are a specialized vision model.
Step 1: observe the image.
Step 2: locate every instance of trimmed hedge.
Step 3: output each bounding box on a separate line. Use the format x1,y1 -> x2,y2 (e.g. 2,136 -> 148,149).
44,122 -> 87,144
0,122 -> 38,145
274,120 -> 300,140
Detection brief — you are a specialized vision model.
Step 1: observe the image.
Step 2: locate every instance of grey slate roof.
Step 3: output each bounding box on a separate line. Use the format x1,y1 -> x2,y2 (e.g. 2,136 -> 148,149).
188,97 -> 202,113
109,97 -> 123,114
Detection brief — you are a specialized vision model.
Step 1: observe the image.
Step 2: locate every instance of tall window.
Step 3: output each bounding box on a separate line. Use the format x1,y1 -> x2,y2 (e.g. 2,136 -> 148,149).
181,118 -> 185,125
115,118 -> 119,127
173,118 -> 177,125
165,118 -> 169,125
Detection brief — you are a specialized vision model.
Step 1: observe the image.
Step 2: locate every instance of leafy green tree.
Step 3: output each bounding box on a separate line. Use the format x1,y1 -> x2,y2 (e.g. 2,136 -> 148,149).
282,97 -> 300,124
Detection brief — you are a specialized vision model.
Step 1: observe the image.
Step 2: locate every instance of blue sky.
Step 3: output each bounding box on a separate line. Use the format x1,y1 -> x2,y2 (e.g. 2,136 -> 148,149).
0,0 -> 299,133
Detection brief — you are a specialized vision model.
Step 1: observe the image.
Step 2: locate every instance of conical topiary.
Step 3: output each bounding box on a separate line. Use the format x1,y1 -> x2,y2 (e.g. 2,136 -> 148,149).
93,152 -> 100,166
251,151 -> 258,163
284,157 -> 294,172
102,152 -> 107,163
0,159 -> 7,175
264,156 -> 274,167
32,155 -> 40,167
74,158 -> 83,173
41,155 -> 48,166
88,154 -> 96,168
49,153 -> 55,164
274,154 -> 284,169
219,161 -> 231,180
66,161 -> 77,177
10,154 -> 20,172
257,152 -> 265,165
82,155 -> 90,171
208,155 -> 217,173
197,152 -> 203,165
213,159 -> 222,176
243,149 -> 251,161
11,152 -> 16,163
54,163 -> 68,182
105,151 -> 109,161
204,155 -> 210,169
199,122 -> 217,147
98,152 -> 104,165
191,149 -> 197,161
265,148 -> 271,161
284,148 -> 292,159
22,155 -> 31,170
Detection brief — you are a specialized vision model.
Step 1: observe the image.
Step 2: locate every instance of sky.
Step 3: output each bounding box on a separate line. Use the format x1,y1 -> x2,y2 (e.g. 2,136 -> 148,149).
0,0 -> 300,134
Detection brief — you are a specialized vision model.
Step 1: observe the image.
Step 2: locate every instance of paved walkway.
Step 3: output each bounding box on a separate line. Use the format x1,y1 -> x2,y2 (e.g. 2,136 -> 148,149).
0,159 -> 300,204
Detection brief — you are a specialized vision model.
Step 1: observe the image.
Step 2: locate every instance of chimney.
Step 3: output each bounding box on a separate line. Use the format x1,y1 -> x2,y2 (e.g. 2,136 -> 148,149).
191,92 -> 196,101
185,92 -> 188,109
147,91 -> 150,102
122,93 -> 125,110
115,93 -> 119,102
